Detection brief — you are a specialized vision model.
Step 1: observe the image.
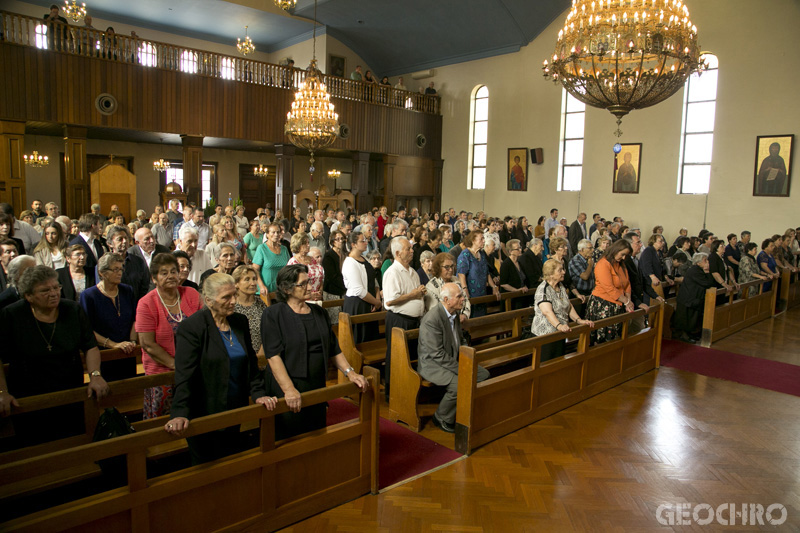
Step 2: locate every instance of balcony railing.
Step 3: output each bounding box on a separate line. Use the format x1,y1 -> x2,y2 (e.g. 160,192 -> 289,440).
0,11 -> 441,115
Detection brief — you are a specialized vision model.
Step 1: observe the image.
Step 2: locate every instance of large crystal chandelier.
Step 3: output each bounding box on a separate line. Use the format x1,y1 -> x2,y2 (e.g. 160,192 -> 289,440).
237,26 -> 255,56
543,0 -> 705,136
63,0 -> 87,23
284,0 -> 339,180
327,169 -> 340,179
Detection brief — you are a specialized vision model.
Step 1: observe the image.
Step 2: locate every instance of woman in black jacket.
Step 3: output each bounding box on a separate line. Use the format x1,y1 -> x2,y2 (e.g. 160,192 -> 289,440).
321,230 -> 347,325
165,273 -> 277,464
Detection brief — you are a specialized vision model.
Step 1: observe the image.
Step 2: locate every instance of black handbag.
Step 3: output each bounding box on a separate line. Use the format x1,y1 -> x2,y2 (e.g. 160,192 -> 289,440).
92,407 -> 136,484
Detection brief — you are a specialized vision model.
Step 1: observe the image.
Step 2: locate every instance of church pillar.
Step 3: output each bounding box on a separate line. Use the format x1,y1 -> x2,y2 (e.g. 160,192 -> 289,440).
181,134 -> 204,207
63,125 -> 89,218
0,120 -> 26,215
382,154 -> 398,211
351,151 -> 370,213
432,159 -> 444,214
275,144 -> 296,217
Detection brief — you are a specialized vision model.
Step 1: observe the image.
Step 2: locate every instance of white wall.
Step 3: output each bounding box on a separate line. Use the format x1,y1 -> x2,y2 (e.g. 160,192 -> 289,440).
398,0 -> 800,244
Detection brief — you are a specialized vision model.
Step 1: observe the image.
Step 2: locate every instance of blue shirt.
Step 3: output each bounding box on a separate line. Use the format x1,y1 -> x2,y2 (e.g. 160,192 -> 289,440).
221,329 -> 248,409
457,249 -> 489,297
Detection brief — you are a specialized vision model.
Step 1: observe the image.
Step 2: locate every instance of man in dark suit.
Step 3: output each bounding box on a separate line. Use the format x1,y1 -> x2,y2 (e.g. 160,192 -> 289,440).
106,225 -> 150,305
130,227 -> 170,292
518,238 -> 544,290
69,214 -> 104,270
568,213 -> 588,255
622,232 -> 660,335
417,282 -> 490,433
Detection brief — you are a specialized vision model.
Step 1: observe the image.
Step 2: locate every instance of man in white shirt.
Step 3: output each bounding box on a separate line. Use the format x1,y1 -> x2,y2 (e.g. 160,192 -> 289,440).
0,203 -> 41,253
177,225 -> 211,284
394,77 -> 407,91
130,227 -> 170,268
151,212 -> 173,249
330,210 -> 347,232
188,208 -> 210,250
382,236 -> 426,401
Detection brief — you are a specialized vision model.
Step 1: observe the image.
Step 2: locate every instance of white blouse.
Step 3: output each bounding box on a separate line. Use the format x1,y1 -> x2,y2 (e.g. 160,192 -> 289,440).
51,251 -> 66,270
342,256 -> 369,298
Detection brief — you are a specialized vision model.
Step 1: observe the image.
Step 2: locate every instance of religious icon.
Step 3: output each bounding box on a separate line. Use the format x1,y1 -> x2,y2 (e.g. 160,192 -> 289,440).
753,135 -> 793,197
613,143 -> 641,194
507,148 -> 528,192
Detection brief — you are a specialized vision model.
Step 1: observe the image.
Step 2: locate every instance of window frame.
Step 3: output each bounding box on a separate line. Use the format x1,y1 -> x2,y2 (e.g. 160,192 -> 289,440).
161,161 -> 218,207
557,89 -> 585,192
468,85 -> 489,190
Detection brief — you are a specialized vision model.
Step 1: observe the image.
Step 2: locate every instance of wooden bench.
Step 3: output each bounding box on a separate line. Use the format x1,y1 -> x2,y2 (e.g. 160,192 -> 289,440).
388,306 -> 537,431
455,304 -> 665,455
700,278 -> 776,347
0,367 -> 380,533
337,310 -> 388,384
778,269 -> 800,312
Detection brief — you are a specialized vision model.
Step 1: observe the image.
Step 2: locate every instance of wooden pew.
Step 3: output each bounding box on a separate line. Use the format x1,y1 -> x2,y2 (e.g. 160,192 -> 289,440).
700,278 -> 776,347
388,307 -> 536,431
337,310 -> 388,384
455,304 -> 664,455
778,269 -> 800,312
0,367 -> 380,533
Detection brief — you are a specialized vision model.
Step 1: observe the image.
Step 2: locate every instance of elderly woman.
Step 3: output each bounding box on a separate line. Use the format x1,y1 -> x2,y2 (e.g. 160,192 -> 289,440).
19,210 -> 35,227
200,242 -> 240,291
0,213 -> 25,254
586,239 -> 633,344
232,265 -> 268,355
80,253 -> 138,381
234,206 -> 249,237
33,221 -> 68,269
57,244 -> 96,301
674,253 -> 716,343
425,252 -> 471,322
253,223 -> 290,295
738,242 -> 769,298
723,233 -> 741,279
360,224 -> 378,256
500,238 -> 530,309
342,231 -> 382,343
757,239 -> 780,292
453,219 -> 467,245
532,259 -> 594,362
261,264 -> 369,440
172,250 -> 199,291
242,219 -> 262,263
136,253 -> 204,418
547,237 -> 572,289
0,266 -> 109,445
287,232 -> 323,302
321,230 -> 347,324
165,273 -> 277,464
416,249 -> 436,286
366,249 -> 383,288
458,230 -> 499,317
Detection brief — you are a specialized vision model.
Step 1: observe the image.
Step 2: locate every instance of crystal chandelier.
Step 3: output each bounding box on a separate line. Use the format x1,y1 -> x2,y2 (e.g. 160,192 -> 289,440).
254,164 -> 269,177
237,26 -> 255,56
275,0 -> 296,11
543,0 -> 705,136
63,0 -> 87,23
153,158 -> 170,172
284,0 -> 339,181
327,169 -> 340,179
24,150 -> 49,168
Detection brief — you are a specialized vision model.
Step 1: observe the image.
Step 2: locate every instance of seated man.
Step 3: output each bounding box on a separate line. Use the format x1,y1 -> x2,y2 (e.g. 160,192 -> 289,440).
417,283 -> 489,433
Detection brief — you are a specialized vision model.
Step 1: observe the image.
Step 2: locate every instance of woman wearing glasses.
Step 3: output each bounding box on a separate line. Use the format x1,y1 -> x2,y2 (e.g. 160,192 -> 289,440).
80,253 -> 138,381
424,253 -> 471,324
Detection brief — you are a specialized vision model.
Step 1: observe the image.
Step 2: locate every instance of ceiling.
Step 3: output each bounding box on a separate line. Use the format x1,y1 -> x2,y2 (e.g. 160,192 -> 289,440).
24,0 -> 569,77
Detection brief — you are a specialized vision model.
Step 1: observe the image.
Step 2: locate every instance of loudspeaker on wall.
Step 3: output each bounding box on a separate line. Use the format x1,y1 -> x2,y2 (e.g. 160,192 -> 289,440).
531,147 -> 543,164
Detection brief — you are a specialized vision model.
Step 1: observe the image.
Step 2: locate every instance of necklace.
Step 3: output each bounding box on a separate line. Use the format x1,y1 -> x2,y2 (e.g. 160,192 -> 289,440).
99,282 -> 121,317
220,326 -> 234,346
32,309 -> 57,351
157,288 -> 184,322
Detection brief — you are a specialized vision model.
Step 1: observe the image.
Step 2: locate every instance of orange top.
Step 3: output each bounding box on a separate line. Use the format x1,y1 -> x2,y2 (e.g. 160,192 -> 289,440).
592,257 -> 631,304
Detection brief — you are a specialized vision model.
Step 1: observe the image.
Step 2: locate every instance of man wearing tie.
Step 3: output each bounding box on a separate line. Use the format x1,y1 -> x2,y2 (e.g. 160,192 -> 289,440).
568,212 -> 588,255
69,214 -> 104,270
417,283 -> 490,433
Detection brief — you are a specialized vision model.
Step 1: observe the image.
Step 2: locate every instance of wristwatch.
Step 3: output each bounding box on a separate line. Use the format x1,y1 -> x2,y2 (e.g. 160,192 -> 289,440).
89,370 -> 102,378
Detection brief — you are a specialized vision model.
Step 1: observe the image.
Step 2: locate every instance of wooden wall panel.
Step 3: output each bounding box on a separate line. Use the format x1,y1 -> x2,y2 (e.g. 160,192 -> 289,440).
0,43 -> 442,160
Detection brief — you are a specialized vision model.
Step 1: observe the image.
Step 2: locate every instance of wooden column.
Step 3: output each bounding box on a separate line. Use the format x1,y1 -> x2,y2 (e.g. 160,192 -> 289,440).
382,155 -> 398,211
432,159 -> 444,214
351,151 -> 370,213
0,121 -> 26,215
275,144 -> 296,217
63,125 -> 89,218
181,134 -> 204,207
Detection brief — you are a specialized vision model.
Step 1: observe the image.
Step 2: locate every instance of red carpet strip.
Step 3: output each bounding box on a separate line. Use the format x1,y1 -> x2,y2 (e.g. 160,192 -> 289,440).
327,399 -> 463,490
660,339 -> 800,397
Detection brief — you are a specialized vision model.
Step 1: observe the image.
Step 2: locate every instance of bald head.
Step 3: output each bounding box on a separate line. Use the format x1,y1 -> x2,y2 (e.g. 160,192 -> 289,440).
134,227 -> 155,254
440,282 -> 464,314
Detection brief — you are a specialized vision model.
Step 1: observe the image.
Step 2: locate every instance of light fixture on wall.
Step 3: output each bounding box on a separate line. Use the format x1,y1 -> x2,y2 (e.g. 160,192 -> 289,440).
254,164 -> 269,178
153,139 -> 170,173
284,0 -> 339,181
237,26 -> 255,56
63,0 -> 87,23
327,169 -> 340,180
542,0 -> 705,136
274,0 -> 296,12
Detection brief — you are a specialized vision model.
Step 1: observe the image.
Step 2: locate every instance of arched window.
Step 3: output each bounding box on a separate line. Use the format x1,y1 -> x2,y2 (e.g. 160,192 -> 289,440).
34,24 -> 48,49
678,54 -> 719,194
138,42 -> 156,67
558,90 -> 585,191
180,50 -> 198,73
220,57 -> 235,80
468,85 -> 489,189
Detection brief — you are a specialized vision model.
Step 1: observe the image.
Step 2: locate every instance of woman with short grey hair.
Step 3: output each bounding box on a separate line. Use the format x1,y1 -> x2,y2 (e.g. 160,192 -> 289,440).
199,242 -> 239,291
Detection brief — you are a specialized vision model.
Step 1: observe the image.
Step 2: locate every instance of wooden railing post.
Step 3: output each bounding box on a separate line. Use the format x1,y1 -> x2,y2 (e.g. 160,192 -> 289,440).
777,269 -> 790,314
455,346 -> 478,455
700,288 -> 717,347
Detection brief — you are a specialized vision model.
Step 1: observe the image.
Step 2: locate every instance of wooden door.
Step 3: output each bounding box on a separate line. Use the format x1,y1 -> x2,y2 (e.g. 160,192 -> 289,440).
239,164 -> 275,218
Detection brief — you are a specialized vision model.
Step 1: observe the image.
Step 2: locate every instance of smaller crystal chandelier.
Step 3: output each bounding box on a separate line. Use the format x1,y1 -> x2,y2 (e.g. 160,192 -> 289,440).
24,150 -> 49,168
327,169 -> 340,180
153,158 -> 170,172
237,26 -> 255,56
254,164 -> 269,178
275,0 -> 296,11
62,0 -> 87,23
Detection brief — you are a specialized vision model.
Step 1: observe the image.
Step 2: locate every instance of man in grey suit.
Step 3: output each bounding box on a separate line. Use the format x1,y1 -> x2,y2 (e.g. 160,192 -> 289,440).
417,283 -> 490,433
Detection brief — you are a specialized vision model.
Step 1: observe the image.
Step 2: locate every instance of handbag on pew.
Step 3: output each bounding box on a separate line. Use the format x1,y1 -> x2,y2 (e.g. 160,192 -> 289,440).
92,407 -> 136,484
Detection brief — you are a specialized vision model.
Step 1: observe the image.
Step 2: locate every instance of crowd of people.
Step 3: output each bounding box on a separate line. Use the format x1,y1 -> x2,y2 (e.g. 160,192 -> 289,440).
0,198 -> 796,453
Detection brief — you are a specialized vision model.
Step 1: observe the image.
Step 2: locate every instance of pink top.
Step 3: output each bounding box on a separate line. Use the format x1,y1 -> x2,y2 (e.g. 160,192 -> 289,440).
288,256 -> 324,295
136,286 -> 204,375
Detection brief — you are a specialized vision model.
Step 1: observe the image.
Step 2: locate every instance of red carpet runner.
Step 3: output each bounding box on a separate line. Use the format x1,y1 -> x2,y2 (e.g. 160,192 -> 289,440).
327,399 -> 463,490
660,339 -> 800,397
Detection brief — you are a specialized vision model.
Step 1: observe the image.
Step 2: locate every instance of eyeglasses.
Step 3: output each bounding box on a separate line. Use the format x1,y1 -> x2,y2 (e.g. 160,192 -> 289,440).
107,267 -> 124,274
294,281 -> 309,288
442,264 -> 454,270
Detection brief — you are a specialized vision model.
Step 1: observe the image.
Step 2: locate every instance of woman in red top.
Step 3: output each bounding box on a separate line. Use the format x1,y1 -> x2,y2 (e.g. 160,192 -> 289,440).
376,206 -> 389,240
585,239 -> 633,344
136,253 -> 204,418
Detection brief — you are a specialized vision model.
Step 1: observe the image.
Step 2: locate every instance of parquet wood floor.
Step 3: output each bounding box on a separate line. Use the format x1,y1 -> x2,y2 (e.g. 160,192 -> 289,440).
287,311 -> 800,532
713,306 -> 800,365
